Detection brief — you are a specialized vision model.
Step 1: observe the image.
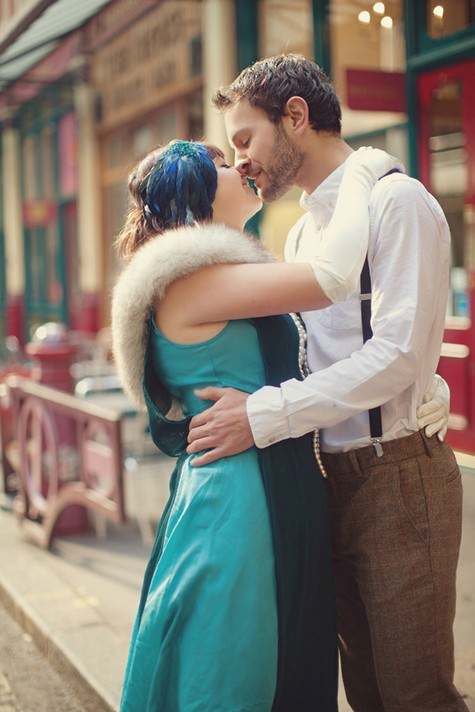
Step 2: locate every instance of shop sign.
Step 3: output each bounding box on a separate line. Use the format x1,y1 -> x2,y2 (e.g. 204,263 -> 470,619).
22,200 -> 57,228
346,68 -> 406,113
84,0 -> 157,51
91,1 -> 201,131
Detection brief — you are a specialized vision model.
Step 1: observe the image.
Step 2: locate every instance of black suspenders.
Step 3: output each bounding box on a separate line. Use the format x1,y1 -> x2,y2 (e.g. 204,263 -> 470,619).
360,167 -> 402,457
360,257 -> 384,456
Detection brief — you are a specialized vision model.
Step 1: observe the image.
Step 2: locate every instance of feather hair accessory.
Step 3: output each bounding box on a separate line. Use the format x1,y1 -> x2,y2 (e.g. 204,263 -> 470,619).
144,141 -> 218,229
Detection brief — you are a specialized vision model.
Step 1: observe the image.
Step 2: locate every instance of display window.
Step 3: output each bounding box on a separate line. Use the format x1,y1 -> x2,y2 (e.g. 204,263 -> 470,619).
100,95 -> 204,309
330,0 -> 406,138
259,0 -> 313,57
426,0 -> 475,39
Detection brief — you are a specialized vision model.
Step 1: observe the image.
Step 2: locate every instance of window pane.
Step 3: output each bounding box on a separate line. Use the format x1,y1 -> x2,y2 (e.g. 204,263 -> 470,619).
104,181 -> 128,299
187,92 -> 204,141
156,106 -> 179,145
426,0 -> 475,38
259,0 -> 313,57
131,124 -> 153,160
427,80 -> 470,318
106,133 -> 127,170
330,0 -> 406,137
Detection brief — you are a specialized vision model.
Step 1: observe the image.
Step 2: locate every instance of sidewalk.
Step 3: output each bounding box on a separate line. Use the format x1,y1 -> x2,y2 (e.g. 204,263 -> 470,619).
0,465 -> 474,712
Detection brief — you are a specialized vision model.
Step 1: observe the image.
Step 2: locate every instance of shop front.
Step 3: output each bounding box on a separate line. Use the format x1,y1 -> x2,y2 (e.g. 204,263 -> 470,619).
239,0 -> 475,452
407,0 -> 475,452
20,99 -> 79,335
248,0 -> 409,255
88,0 -> 203,325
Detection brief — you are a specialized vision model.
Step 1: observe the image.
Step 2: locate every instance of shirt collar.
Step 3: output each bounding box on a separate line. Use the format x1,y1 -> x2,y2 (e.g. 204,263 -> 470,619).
299,162 -> 346,223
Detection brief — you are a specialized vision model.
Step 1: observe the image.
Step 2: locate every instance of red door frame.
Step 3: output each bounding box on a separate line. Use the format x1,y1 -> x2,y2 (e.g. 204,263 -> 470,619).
418,59 -> 475,453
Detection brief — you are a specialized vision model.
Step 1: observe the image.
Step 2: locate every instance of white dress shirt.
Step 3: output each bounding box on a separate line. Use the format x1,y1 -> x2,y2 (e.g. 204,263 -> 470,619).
247,164 -> 451,452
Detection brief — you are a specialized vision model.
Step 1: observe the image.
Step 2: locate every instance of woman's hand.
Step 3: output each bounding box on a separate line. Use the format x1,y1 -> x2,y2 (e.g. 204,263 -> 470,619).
343,146 -> 405,186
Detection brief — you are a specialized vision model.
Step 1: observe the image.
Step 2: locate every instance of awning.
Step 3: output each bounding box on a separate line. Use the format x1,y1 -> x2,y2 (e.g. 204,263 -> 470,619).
0,0 -> 112,88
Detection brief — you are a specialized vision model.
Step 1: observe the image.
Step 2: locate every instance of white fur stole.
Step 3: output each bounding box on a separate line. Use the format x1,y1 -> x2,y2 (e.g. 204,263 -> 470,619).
111,223 -> 274,409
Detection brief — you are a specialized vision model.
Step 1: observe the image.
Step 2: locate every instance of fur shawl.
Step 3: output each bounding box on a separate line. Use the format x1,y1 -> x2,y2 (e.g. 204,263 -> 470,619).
111,223 -> 275,409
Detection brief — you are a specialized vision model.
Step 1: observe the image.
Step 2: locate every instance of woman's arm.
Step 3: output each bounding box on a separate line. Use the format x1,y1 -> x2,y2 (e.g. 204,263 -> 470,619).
160,148 -> 404,327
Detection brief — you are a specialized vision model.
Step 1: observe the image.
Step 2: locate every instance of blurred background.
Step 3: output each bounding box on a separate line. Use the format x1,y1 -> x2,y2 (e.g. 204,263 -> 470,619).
0,5 -> 474,708
0,0 -> 474,453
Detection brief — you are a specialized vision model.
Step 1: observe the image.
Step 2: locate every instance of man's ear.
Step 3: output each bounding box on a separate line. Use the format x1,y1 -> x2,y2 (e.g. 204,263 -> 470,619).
284,96 -> 309,135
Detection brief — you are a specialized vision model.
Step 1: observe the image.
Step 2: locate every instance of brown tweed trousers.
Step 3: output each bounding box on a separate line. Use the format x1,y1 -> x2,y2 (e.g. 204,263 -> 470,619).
322,430 -> 468,712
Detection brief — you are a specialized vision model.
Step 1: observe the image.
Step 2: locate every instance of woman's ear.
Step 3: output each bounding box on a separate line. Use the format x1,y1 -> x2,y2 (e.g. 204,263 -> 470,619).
284,96 -> 309,135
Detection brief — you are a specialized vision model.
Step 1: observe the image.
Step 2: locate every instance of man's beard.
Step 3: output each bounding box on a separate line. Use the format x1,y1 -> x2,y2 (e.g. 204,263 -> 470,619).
260,126 -> 305,202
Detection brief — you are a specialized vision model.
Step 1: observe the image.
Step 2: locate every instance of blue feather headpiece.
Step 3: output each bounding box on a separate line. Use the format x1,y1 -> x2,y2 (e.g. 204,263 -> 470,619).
143,141 -> 218,229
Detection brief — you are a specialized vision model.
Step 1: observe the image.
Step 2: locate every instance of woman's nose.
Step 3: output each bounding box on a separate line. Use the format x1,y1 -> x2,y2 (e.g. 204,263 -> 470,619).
235,160 -> 250,176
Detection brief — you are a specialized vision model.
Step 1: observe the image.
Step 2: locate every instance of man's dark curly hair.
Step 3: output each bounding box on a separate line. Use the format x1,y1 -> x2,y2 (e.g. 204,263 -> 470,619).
213,54 -> 341,134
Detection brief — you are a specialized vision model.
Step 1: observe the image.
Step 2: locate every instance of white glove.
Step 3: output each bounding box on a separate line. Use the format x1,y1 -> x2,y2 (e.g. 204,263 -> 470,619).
343,146 -> 405,186
416,374 -> 450,441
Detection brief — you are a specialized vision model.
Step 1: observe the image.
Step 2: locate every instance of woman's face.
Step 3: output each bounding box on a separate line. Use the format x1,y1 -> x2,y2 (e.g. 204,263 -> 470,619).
211,156 -> 262,230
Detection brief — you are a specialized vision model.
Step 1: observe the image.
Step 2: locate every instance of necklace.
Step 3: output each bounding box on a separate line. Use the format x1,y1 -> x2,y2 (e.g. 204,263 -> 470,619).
290,313 -> 328,479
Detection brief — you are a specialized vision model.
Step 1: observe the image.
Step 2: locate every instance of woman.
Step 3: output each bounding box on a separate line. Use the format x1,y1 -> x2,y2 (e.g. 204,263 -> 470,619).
112,141 -> 443,711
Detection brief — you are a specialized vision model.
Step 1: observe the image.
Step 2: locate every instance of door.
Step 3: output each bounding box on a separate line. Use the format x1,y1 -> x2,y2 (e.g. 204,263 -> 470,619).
418,59 -> 475,452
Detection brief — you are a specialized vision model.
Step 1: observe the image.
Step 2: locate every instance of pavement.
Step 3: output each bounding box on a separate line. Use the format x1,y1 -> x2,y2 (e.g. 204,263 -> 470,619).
0,460 -> 474,712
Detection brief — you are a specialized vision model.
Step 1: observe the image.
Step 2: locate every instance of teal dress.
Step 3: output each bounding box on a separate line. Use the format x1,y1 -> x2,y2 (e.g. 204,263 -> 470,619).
120,316 -> 338,712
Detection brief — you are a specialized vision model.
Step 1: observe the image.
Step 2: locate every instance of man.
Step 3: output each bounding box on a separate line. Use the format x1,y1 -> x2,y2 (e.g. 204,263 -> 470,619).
187,55 -> 464,711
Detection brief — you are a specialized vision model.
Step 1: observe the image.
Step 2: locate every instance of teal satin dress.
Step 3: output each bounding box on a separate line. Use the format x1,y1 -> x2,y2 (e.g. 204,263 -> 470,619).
120,316 -> 338,712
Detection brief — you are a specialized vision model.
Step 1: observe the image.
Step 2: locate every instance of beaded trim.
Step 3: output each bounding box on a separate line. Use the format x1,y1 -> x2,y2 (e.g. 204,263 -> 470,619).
290,313 -> 328,479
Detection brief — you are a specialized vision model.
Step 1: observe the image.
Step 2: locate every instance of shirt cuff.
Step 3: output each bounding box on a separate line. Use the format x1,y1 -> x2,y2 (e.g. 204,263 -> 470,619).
246,386 -> 291,449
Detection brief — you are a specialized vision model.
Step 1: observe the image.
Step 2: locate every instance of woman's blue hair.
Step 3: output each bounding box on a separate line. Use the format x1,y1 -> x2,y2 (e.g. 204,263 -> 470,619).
143,141 -> 219,229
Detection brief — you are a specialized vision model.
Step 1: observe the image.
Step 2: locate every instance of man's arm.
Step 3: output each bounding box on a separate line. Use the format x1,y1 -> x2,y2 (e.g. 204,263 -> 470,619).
188,177 -> 450,463
247,176 -> 449,446
186,375 -> 450,465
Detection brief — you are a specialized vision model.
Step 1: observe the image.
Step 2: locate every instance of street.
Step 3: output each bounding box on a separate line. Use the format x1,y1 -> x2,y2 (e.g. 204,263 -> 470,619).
0,469 -> 473,712
0,602 -> 109,712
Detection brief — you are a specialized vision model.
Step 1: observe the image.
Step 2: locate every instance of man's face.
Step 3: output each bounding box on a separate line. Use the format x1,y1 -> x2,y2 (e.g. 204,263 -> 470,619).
224,99 -> 304,202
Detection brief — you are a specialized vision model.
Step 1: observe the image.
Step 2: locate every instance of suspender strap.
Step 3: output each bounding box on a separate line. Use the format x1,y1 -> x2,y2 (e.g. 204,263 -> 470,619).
360,257 -> 383,455
360,166 -> 402,457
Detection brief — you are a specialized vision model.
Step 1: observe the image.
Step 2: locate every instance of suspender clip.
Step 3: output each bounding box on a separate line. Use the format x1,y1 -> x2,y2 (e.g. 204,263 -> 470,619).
371,438 -> 384,457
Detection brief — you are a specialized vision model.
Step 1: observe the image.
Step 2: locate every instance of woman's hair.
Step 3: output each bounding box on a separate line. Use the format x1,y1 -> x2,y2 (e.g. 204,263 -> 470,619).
115,140 -> 224,260
213,53 -> 341,134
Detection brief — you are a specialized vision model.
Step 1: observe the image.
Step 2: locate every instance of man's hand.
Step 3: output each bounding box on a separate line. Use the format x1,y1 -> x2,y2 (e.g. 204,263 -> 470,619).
187,387 -> 255,466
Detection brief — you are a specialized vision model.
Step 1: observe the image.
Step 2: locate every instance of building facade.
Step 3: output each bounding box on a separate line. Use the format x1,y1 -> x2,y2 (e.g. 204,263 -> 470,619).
0,0 -> 474,452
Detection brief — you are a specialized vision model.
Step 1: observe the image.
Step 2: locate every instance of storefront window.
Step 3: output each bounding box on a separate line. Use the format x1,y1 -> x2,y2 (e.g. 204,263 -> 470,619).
157,106 -> 179,144
330,0 -> 406,139
132,124 -> 153,160
104,181 -> 128,296
427,80 -> 469,318
259,0 -> 313,57
426,0 -> 475,39
28,226 -> 63,309
106,134 -> 127,170
257,0 -> 312,257
187,92 -> 204,140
